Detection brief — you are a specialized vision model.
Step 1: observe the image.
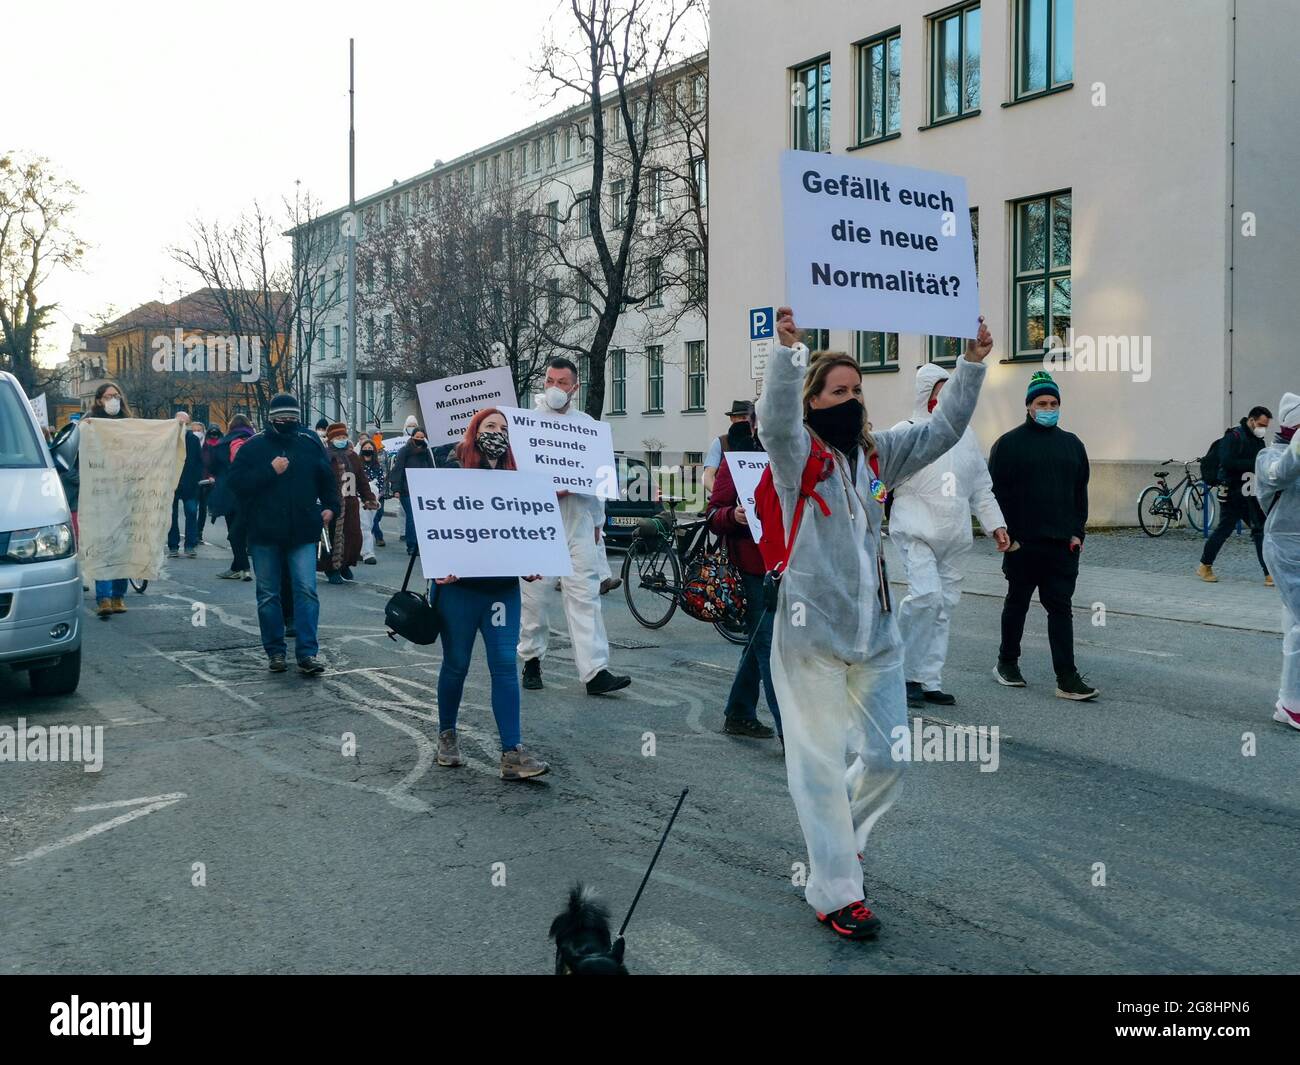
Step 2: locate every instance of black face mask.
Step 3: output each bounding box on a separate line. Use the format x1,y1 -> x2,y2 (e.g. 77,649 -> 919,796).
271,419 -> 299,436
410,438 -> 427,450
361,450 -> 376,461
727,421 -> 761,453
806,399 -> 865,455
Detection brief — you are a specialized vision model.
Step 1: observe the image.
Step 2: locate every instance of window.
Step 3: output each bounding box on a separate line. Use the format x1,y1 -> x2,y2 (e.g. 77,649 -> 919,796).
1015,0 -> 1073,98
578,354 -> 590,410
931,3 -> 981,121
533,139 -> 543,172
611,349 -> 626,413
505,150 -> 514,180
646,257 -> 663,307
610,179 -> 627,225
690,157 -> 707,210
928,208 -> 979,363
564,127 -> 575,161
384,314 -> 393,349
579,120 -> 590,155
479,160 -> 488,188
547,132 -> 558,166
577,275 -> 592,318
856,30 -> 902,144
546,278 -> 561,322
646,346 -> 664,412
546,200 -> 560,241
856,331 -> 899,369
792,57 -> 832,151
366,317 -> 375,354
685,341 -> 707,411
684,450 -> 703,465
1013,191 -> 1071,357
687,248 -> 705,303
646,168 -> 664,218
801,328 -> 831,350
333,324 -> 341,357
382,380 -> 393,422
577,193 -> 591,237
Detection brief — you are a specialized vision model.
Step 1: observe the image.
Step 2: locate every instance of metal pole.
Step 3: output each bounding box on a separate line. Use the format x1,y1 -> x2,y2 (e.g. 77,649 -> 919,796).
346,37 -> 358,432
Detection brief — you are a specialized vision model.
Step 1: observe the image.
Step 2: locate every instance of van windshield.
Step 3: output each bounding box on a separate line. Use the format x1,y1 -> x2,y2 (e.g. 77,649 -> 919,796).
0,382 -> 47,468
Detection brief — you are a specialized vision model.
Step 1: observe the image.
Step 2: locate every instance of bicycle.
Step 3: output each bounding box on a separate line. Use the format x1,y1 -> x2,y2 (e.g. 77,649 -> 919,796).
620,500 -> 748,644
1137,459 -> 1218,537
129,578 -> 148,594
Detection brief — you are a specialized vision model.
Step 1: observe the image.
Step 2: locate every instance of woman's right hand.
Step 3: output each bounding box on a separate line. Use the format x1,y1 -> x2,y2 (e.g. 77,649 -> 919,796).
734,504 -> 748,526
776,306 -> 800,348
436,575 -> 458,585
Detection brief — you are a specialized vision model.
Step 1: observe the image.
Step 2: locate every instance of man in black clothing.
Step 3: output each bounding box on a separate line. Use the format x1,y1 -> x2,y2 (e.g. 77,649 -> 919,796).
227,393 -> 341,676
987,370 -> 1098,701
1197,406 -> 1273,585
167,414 -> 204,558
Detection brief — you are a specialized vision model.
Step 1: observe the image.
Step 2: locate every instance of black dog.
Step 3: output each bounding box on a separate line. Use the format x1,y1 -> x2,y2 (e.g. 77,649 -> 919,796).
549,885 -> 629,975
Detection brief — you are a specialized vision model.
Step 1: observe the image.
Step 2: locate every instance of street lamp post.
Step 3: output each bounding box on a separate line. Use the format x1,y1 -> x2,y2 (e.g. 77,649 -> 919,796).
346,37 -> 358,433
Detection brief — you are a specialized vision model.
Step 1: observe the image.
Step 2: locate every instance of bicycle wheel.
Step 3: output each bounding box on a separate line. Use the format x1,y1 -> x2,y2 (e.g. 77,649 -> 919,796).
713,612 -> 749,645
1183,484 -> 1218,533
1137,486 -> 1172,537
129,578 -> 148,594
621,535 -> 681,629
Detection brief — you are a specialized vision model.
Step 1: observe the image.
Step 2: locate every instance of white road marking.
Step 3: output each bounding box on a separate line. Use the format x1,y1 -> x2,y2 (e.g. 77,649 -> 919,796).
74,792 -> 186,812
10,795 -> 186,866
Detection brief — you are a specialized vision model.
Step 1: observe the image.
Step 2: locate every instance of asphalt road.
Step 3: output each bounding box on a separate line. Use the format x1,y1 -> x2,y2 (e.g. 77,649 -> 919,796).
1,516 -> 1296,974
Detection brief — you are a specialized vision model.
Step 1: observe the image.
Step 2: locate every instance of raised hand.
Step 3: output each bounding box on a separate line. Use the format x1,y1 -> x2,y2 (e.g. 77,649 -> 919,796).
776,306 -> 800,348
964,316 -> 993,362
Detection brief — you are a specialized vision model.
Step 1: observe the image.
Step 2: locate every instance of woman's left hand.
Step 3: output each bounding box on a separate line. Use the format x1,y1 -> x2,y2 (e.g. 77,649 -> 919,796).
436,575 -> 459,585
964,316 -> 993,362
523,574 -> 542,582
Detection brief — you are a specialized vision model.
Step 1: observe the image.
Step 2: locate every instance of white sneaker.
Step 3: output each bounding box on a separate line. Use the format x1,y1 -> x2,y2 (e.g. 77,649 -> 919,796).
1272,703 -> 1300,731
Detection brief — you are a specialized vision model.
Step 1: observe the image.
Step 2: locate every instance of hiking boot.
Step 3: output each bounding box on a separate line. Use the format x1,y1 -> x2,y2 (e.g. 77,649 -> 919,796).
500,744 -> 549,780
326,572 -> 344,586
723,716 -> 775,739
817,900 -> 882,940
993,659 -> 1026,687
1272,702 -> 1300,731
923,689 -> 956,706
586,669 -> 631,696
110,597 -> 127,614
1056,671 -> 1099,701
599,576 -> 622,595
522,658 -> 543,690
1265,574 -> 1275,588
217,569 -> 242,580
906,681 -> 925,708
297,657 -> 326,676
268,654 -> 287,673
437,729 -> 464,767
1196,563 -> 1218,583
96,598 -> 113,619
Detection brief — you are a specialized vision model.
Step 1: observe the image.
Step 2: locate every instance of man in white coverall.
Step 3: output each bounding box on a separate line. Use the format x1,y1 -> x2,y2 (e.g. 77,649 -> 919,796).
518,357 -> 631,696
1256,391 -> 1300,731
890,363 -> 1010,708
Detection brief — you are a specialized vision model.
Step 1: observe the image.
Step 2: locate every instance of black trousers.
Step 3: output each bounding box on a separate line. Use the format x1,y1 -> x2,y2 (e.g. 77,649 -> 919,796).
227,508 -> 250,572
999,539 -> 1080,678
1200,493 -> 1268,574
196,483 -> 211,532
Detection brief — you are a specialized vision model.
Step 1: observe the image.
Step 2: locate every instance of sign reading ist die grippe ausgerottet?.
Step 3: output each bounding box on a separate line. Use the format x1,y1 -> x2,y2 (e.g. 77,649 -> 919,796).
780,149 -> 978,338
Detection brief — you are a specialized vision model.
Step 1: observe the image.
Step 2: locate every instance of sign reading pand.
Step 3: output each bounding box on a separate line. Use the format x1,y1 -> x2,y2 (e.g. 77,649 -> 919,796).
780,150 -> 977,338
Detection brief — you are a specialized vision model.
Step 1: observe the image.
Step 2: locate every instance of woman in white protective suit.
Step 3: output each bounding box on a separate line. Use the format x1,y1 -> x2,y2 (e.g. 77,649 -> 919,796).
757,307 -> 993,940
890,363 -> 1010,708
1256,392 -> 1300,731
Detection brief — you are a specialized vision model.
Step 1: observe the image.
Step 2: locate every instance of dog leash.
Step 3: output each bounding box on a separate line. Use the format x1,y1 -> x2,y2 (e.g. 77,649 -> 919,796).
616,788 -> 689,944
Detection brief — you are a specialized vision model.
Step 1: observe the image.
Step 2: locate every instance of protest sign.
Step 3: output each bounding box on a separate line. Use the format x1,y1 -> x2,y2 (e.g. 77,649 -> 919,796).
78,419 -> 186,581
28,393 -> 49,429
405,468 -> 572,579
723,452 -> 770,545
497,406 -> 617,499
416,367 -> 518,446
781,150 -> 977,338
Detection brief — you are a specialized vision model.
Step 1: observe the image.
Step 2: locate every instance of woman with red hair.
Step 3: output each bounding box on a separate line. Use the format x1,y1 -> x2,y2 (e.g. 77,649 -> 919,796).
435,408 -> 549,781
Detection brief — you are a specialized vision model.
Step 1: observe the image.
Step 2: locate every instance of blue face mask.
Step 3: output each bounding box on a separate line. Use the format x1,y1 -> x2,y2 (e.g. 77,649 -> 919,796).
1033,409 -> 1060,428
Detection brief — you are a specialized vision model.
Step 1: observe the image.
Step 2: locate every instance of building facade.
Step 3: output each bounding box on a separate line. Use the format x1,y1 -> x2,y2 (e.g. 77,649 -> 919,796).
299,54 -> 714,467
709,0 -> 1300,524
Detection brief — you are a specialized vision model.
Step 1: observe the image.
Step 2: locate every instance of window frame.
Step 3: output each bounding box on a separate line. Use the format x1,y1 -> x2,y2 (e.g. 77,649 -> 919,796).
928,2 -> 981,125
1013,0 -> 1073,102
854,28 -> 903,147
645,345 -> 664,413
1010,189 -> 1072,360
927,206 -> 979,364
791,55 -> 833,152
684,340 -> 707,412
855,330 -> 900,372
610,349 -> 627,414
646,257 -> 664,308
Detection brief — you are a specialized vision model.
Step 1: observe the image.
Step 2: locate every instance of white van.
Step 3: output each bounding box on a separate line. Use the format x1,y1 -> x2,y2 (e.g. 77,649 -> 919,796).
0,371 -> 81,695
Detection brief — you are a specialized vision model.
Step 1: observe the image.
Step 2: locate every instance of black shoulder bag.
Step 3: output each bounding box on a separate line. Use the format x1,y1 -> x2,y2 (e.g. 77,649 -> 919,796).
384,552 -> 442,645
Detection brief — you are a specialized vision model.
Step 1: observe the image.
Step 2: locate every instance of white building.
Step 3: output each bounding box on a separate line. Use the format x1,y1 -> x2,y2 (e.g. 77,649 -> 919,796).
709,0 -> 1300,524
298,54 -> 714,469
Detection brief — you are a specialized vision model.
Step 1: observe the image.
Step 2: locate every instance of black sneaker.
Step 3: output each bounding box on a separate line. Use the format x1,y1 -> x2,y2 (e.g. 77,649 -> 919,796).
723,716 -> 775,739
1055,671 -> 1099,701
817,900 -> 882,940
268,655 -> 287,673
922,689 -> 956,705
993,659 -> 1026,687
297,657 -> 326,676
339,566 -> 355,582
906,681 -> 925,708
363,557 -> 378,565
586,669 -> 631,696
522,658 -> 543,690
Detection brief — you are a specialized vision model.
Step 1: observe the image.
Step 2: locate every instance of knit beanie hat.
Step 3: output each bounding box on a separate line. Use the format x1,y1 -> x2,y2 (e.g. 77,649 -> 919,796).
1279,392 -> 1300,430
268,392 -> 300,418
1026,370 -> 1060,405
326,422 -> 349,443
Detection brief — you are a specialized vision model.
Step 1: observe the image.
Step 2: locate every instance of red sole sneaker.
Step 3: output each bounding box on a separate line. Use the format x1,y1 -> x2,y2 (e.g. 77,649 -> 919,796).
816,901 -> 882,939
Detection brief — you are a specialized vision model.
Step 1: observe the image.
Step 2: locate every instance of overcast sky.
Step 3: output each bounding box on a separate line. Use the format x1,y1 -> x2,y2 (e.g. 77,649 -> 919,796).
12,0 -> 650,367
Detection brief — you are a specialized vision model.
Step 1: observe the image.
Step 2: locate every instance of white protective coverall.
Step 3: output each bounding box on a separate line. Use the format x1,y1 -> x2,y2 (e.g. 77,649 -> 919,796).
517,395 -> 611,683
1255,392 -> 1300,721
889,363 -> 1005,693
756,342 -> 987,915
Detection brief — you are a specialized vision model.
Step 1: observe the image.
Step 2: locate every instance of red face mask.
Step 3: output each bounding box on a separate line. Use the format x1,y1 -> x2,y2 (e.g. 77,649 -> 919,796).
927,397 -> 939,413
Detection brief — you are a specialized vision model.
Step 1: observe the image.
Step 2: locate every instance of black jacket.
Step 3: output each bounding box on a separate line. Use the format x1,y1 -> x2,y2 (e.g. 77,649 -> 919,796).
206,426 -> 256,518
1219,419 -> 1265,500
226,428 -> 342,547
390,441 -> 436,494
175,431 -> 204,500
988,417 -> 1090,544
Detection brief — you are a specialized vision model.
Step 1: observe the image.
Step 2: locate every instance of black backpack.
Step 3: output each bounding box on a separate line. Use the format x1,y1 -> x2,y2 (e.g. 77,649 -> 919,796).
384,553 -> 442,645
1199,426 -> 1239,486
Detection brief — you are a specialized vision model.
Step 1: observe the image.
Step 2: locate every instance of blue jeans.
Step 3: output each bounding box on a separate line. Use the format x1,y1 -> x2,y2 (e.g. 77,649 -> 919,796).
168,493 -> 200,552
95,579 -> 128,600
371,503 -> 385,540
400,494 -> 417,554
724,572 -> 782,736
436,581 -> 522,750
250,542 -> 320,659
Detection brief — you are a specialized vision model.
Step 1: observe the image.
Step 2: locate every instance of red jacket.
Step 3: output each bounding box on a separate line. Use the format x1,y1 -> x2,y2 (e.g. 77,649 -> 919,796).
706,457 -> 765,575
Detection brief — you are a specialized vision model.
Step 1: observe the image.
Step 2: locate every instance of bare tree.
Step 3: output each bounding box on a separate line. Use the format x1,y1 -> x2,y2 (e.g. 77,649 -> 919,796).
0,153 -> 86,394
533,0 -> 704,418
